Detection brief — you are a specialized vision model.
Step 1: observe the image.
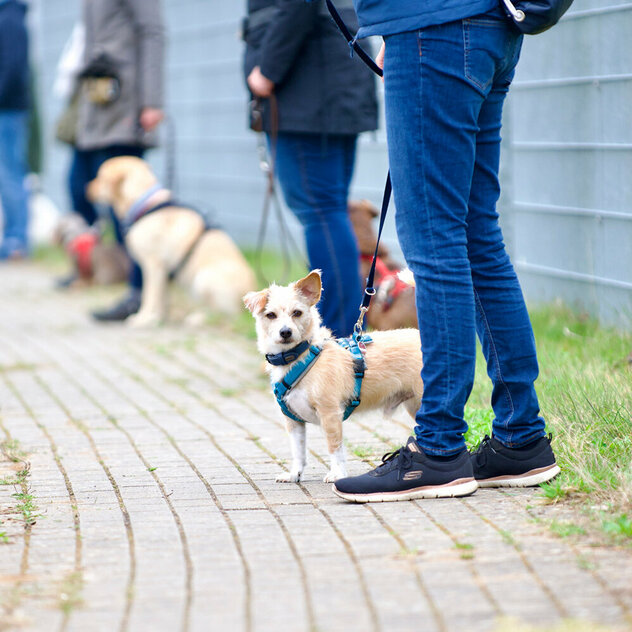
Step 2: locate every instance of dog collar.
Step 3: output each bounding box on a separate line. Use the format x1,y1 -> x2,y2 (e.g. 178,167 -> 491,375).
122,183 -> 164,232
265,340 -> 311,366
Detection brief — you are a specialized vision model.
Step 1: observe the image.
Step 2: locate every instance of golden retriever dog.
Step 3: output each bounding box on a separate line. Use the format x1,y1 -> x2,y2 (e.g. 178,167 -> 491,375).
244,270 -> 423,483
87,156 -> 256,327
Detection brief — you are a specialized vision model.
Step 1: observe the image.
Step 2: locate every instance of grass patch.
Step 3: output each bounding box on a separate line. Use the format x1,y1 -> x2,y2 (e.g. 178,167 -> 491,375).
549,520 -> 586,539
454,541 -> 475,559
0,363 -> 36,374
464,303 -> 632,543
602,513 -> 632,541
0,439 -> 26,462
58,571 -> 83,615
493,617 -> 629,632
242,247 -> 307,289
31,244 -> 67,270
346,443 -> 378,461
11,491 -> 39,527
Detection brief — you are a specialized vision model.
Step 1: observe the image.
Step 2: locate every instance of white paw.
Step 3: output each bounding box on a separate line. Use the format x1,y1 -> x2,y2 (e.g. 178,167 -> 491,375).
127,312 -> 161,328
323,468 -> 346,483
276,471 -> 302,483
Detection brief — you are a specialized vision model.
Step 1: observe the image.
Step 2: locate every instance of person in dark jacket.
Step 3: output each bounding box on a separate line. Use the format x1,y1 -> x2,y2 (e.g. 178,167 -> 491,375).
0,0 -> 30,260
76,0 -> 166,321
243,0 -> 378,337
332,0 -> 560,501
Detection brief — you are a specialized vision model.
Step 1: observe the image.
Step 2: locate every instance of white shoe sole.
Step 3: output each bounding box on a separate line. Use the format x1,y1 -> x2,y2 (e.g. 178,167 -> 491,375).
476,464 -> 561,488
332,477 -> 478,503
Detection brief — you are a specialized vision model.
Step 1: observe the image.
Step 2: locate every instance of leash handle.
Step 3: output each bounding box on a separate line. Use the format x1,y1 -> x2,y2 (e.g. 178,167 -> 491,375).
324,0 -> 383,78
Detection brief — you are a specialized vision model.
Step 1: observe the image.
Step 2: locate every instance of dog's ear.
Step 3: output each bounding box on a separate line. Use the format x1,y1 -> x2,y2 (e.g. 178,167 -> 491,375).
295,270 -> 322,306
243,289 -> 269,314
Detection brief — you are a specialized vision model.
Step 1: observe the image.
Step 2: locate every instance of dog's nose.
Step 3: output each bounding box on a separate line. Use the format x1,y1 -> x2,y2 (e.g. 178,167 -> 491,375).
279,327 -> 292,340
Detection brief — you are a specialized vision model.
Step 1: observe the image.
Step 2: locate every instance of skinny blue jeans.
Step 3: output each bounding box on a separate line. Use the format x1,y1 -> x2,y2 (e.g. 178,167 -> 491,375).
272,132 -> 362,337
0,110 -> 29,257
384,9 -> 546,454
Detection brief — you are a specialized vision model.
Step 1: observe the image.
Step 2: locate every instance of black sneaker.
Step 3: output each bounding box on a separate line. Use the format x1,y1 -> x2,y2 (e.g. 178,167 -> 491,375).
332,437 -> 477,503
470,434 -> 560,488
91,290 -> 141,322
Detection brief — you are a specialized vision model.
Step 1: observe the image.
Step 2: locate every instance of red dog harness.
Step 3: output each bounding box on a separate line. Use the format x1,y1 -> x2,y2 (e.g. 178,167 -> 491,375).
360,254 -> 411,310
67,232 -> 99,278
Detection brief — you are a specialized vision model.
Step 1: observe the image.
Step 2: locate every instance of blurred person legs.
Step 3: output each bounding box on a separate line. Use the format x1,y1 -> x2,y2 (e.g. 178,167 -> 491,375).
58,145 -> 144,295
87,145 -> 145,320
0,110 -> 29,260
273,132 -> 362,338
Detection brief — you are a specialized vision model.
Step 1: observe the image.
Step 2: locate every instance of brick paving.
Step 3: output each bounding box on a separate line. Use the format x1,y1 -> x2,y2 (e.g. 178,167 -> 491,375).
0,263 -> 631,632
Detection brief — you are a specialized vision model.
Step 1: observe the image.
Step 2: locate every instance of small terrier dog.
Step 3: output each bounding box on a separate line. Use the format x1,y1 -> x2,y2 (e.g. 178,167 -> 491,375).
244,270 -> 423,483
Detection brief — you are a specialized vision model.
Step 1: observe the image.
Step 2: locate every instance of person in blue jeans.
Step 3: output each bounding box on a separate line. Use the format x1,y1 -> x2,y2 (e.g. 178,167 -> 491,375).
0,0 -> 30,261
333,1 -> 560,502
243,0 -> 377,337
76,0 -> 165,321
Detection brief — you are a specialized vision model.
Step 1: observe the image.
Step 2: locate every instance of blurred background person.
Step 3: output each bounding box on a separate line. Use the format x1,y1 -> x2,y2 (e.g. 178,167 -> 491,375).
74,0 -> 165,320
0,0 -> 30,261
243,0 -> 378,337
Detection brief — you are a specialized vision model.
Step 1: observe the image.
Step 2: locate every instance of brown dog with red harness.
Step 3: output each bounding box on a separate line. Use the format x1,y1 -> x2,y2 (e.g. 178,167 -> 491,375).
348,199 -> 418,331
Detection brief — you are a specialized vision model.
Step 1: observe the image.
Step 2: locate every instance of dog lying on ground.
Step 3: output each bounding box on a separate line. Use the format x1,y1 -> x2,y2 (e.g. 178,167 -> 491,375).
54,213 -> 130,286
348,199 -> 418,330
244,270 -> 423,482
87,156 -> 256,327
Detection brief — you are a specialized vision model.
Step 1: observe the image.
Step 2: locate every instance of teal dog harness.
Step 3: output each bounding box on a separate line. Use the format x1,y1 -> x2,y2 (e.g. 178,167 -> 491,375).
271,334 -> 372,424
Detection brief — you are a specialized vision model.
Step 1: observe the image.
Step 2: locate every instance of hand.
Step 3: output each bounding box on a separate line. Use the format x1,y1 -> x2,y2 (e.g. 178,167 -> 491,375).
376,42 -> 385,81
139,107 -> 164,132
247,66 -> 275,98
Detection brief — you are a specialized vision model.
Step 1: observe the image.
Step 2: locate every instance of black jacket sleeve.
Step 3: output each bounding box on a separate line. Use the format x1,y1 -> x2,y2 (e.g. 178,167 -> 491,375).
258,0 -> 319,85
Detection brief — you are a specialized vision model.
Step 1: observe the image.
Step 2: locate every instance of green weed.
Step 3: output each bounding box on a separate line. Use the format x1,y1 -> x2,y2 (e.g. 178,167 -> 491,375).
601,513 -> 632,541
549,520 -> 586,538
464,303 -> 632,541
11,491 -> 39,527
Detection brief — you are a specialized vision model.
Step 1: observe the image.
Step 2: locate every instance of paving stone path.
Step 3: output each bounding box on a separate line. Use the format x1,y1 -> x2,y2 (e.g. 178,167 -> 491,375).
1,263 -> 631,632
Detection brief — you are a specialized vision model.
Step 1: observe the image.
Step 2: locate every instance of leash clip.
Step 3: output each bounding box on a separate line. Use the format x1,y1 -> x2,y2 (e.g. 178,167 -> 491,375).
353,305 -> 369,337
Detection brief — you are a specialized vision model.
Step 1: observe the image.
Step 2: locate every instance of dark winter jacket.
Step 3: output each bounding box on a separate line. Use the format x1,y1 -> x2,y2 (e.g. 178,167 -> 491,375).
352,0 -> 498,38
0,0 -> 29,110
243,0 -> 377,136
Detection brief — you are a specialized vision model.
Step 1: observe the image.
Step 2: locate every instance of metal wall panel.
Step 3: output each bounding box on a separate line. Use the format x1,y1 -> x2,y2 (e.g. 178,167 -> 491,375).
32,0 -> 632,327
506,0 -> 632,327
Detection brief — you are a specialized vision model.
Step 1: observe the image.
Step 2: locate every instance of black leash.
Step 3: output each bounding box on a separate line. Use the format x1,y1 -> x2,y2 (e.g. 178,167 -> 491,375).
254,94 -> 309,285
163,113 -> 178,195
324,0 -> 393,335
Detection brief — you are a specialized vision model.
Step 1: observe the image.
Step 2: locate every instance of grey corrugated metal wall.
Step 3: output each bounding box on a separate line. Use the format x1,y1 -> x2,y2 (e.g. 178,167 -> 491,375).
505,0 -> 632,328
33,0 -> 631,327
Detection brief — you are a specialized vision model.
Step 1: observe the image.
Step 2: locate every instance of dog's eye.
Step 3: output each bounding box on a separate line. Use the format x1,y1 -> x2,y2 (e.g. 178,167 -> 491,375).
265,312 -> 277,320
292,310 -> 303,318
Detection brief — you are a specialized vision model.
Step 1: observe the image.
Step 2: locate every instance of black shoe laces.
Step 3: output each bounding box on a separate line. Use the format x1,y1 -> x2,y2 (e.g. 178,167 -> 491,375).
375,446 -> 414,480
472,435 -> 495,467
